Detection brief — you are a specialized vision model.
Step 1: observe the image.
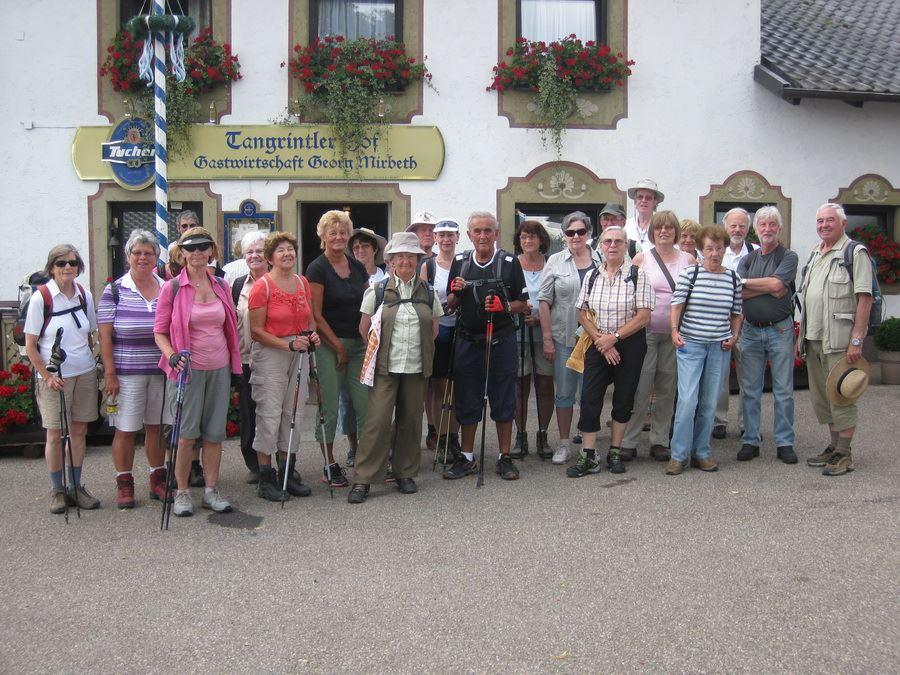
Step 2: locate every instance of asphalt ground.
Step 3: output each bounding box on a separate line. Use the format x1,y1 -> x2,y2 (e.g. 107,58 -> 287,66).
0,386 -> 897,673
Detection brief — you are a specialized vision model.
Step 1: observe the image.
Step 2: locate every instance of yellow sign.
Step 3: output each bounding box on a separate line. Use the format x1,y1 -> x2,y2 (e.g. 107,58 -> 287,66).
72,124 -> 445,181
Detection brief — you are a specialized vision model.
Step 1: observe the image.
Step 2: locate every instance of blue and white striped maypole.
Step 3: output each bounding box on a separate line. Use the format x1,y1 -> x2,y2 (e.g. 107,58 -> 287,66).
151,0 -> 169,262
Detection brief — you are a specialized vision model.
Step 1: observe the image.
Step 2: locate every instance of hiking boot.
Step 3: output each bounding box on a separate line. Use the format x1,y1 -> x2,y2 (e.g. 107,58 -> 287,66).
566,451 -> 602,478
115,474 -> 136,509
664,459 -> 685,476
346,446 -> 357,467
435,435 -> 454,464
258,466 -> 289,502
737,444 -> 760,461
188,461 -> 205,488
148,467 -> 169,502
245,470 -> 260,484
535,430 -> 551,459
620,447 -> 637,462
822,452 -> 853,476
690,456 -> 719,472
777,446 -> 798,464
572,432 -> 582,445
712,425 -> 727,439
202,488 -> 233,513
510,431 -> 529,460
173,491 -> 194,517
68,485 -> 101,510
49,488 -> 67,514
443,455 -> 477,480
606,449 -> 626,474
279,457 -> 312,497
807,446 -> 835,467
650,445 -> 670,462
396,477 -> 418,494
551,440 -> 571,465
348,484 -> 369,504
321,463 -> 350,488
496,455 -> 520,480
425,425 -> 437,451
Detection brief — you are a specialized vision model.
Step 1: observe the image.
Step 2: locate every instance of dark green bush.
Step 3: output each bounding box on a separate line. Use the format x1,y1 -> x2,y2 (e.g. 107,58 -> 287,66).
874,317 -> 900,351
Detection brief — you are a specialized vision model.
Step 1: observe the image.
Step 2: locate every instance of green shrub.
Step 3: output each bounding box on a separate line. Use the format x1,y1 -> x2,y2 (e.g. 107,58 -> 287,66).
874,317 -> 900,351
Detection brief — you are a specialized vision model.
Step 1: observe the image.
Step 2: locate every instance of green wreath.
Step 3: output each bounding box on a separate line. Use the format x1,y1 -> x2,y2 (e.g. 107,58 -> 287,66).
125,14 -> 196,39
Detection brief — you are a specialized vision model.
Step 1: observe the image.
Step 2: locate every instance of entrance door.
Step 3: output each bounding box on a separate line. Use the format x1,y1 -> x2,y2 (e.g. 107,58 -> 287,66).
109,202 -> 203,279
299,202 -> 390,270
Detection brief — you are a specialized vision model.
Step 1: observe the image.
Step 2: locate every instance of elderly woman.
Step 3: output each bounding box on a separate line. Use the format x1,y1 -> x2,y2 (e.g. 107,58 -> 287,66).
348,232 -> 443,504
566,226 -> 654,478
248,231 -> 319,501
231,230 -> 269,482
625,179 -> 664,252
512,220 -> 554,459
620,211 -> 696,462
306,210 -> 370,487
679,219 -> 702,260
25,244 -> 101,514
667,225 -> 743,475
538,211 -> 602,465
154,228 -> 241,516
97,230 -> 169,509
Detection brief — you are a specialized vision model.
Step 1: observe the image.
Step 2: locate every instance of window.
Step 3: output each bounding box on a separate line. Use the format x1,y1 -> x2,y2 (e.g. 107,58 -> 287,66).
518,0 -> 604,43
517,203 -> 605,238
845,205 -> 893,239
714,202 -> 766,244
312,0 -> 400,41
119,0 -> 211,34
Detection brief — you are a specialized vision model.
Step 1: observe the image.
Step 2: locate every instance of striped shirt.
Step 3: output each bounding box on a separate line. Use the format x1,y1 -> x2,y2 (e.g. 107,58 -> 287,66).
576,262 -> 655,334
671,265 -> 742,343
97,272 -> 164,375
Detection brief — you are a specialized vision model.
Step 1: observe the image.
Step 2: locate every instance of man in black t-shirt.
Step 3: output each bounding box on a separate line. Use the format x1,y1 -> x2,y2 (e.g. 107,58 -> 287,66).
444,212 -> 528,481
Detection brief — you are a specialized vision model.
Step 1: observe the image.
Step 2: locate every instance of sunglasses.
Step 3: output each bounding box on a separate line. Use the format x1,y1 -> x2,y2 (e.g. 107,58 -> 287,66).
54,259 -> 79,268
564,228 -> 588,238
182,243 -> 211,253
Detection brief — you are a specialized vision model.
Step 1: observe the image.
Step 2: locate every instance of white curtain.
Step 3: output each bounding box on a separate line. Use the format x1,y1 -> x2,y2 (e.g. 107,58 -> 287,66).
521,0 -> 596,43
317,0 -> 396,40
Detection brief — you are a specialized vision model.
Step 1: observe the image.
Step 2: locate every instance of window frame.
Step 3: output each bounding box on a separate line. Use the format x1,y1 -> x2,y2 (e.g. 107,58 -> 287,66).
309,0 -> 404,42
844,205 -> 894,240
515,0 -> 606,44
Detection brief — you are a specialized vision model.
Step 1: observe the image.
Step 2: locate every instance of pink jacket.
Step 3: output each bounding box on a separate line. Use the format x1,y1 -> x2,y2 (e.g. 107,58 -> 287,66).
153,268 -> 242,380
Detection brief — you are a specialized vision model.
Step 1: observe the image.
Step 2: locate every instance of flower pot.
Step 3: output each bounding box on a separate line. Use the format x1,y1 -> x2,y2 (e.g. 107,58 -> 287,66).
877,349 -> 900,385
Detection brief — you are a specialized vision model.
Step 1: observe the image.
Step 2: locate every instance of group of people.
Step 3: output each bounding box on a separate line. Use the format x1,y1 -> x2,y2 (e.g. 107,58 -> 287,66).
23,181 -> 876,515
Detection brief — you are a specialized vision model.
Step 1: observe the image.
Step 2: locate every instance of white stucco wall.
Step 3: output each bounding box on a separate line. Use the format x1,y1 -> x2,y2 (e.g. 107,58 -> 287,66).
2,0 -> 898,314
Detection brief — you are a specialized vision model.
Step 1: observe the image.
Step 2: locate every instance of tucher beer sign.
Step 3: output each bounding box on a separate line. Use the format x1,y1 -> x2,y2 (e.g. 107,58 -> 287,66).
100,118 -> 156,190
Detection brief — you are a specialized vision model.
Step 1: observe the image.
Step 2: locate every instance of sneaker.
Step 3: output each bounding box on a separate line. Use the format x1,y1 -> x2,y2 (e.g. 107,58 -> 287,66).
690,456 -> 719,472
384,465 -> 396,484
49,488 -> 67,514
443,455 -> 477,480
348,484 -> 369,504
425,426 -> 437,451
712,425 -> 727,440
148,467 -> 169,502
776,446 -> 798,464
551,440 -> 571,465
188,461 -> 205,488
572,432 -> 582,445
649,445 -> 670,462
807,446 -> 835,467
566,451 -> 602,478
258,467 -> 289,502
510,431 -> 529,460
535,430 -> 552,459
822,452 -> 853,476
664,459 -> 685,476
202,488 -> 233,513
68,485 -> 101,510
346,446 -> 357,467
620,447 -> 637,462
173,491 -> 194,517
321,463 -> 350,488
495,455 -> 520,480
606,449 -> 626,474
737,444 -> 760,461
115,474 -> 136,509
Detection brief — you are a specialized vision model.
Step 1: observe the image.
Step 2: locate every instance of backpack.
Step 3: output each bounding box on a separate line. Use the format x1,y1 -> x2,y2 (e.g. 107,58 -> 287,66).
585,263 -> 640,296
422,255 -> 437,286
373,277 -> 434,313
13,274 -> 87,348
231,274 -> 248,308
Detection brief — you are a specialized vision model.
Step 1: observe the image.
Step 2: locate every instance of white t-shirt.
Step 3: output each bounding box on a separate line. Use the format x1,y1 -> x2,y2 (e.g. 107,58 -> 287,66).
723,241 -> 758,271
25,279 -> 98,378
223,258 -> 250,284
624,217 -> 652,251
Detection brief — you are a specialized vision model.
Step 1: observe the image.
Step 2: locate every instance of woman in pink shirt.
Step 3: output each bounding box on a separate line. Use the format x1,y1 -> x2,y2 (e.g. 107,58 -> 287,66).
621,211 -> 696,461
154,228 -> 241,518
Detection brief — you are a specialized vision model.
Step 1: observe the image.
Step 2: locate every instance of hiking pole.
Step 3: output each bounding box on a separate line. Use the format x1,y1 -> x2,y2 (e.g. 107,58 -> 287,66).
307,344 -> 334,499
161,350 -> 190,531
281,344 -> 309,509
513,316 -> 528,459
46,328 -> 76,523
528,324 -> 550,460
433,313 -> 459,471
477,293 -> 498,488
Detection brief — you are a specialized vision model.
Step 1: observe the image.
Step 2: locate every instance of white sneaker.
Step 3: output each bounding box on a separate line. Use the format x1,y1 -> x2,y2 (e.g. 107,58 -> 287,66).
173,491 -> 194,517
202,488 -> 233,513
552,441 -> 571,465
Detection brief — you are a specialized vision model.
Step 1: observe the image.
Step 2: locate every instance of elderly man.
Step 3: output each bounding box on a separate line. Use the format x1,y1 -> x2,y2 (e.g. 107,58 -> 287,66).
406,210 -> 438,257
625,179 -> 663,252
444,212 -> 528,481
736,206 -> 798,463
713,207 -> 758,438
797,203 -> 874,476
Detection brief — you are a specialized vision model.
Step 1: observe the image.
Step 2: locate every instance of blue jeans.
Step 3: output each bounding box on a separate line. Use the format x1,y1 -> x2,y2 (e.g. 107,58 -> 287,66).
739,318 -> 795,447
552,340 -> 582,407
671,340 -> 729,462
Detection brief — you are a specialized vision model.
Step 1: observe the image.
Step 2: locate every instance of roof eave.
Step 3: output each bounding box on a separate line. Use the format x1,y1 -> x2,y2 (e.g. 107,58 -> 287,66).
754,63 -> 900,106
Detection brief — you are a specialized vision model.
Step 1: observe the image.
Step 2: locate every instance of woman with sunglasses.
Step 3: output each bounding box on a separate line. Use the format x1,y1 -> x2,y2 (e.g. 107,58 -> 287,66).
154,228 -> 241,517
511,220 -> 554,459
620,211 -> 696,463
537,211 -> 602,465
24,244 -> 101,514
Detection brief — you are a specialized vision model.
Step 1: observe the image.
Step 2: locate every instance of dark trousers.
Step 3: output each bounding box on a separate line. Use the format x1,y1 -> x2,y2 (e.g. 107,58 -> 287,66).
239,364 -> 259,472
577,330 -> 647,433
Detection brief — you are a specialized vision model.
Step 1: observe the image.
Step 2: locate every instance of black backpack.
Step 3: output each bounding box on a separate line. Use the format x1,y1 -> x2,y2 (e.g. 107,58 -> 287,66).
373,277 -> 434,313
12,273 -> 87,349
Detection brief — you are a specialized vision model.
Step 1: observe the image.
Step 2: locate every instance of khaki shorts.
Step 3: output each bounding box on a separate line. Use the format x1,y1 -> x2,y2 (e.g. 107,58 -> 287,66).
518,338 -> 554,377
111,373 -> 172,433
806,340 -> 858,431
167,366 -> 231,443
37,370 -> 99,429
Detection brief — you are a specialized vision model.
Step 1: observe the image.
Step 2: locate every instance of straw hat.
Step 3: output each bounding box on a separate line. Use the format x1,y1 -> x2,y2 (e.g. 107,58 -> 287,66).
383,232 -> 427,258
826,355 -> 871,405
627,179 -> 665,203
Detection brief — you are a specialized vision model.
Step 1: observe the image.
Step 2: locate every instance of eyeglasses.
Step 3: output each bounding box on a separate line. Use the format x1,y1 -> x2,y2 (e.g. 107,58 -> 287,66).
564,228 -> 588,238
54,259 -> 79,268
654,224 -> 675,231
182,243 -> 211,253
601,239 -> 625,247
130,250 -> 156,258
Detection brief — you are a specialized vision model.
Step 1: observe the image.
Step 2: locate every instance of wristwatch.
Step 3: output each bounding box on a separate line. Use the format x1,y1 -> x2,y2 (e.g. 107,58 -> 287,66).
613,331 -> 621,341
850,337 -> 863,347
